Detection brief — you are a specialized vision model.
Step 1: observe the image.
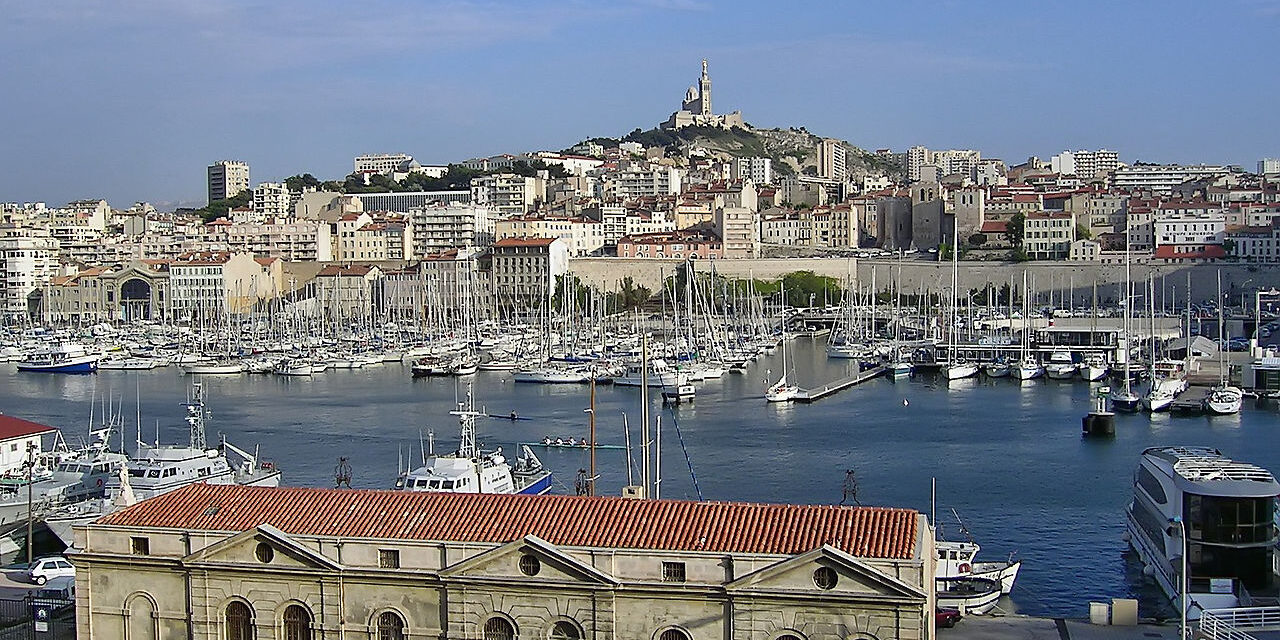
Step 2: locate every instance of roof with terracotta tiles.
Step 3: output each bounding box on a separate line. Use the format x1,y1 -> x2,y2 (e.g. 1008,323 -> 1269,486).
97,484 -> 919,559
0,415 -> 57,441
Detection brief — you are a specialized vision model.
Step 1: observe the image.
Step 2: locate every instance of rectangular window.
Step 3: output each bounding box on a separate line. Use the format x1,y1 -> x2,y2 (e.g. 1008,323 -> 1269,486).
661,561 -> 686,583
131,536 -> 150,555
379,548 -> 400,569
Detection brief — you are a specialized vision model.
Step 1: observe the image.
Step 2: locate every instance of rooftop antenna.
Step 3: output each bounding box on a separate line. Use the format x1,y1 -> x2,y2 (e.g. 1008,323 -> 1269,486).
334,457 -> 352,489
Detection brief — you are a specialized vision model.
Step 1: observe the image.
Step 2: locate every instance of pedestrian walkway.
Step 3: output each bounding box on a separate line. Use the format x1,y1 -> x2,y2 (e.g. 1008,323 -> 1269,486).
944,615 -> 1184,640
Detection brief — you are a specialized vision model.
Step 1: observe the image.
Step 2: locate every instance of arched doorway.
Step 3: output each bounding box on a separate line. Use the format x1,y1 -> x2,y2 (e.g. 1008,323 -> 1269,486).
120,278 -> 152,321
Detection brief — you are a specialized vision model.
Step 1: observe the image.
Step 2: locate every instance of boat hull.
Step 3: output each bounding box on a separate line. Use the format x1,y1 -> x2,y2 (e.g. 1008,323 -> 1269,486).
936,577 -> 1002,615
17,360 -> 98,374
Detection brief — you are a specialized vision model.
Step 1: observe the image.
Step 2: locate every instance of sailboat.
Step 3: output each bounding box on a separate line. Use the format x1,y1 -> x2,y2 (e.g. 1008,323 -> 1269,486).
944,222 -> 979,381
765,293 -> 802,402
1204,271 -> 1243,415
1110,244 -> 1141,411
1013,271 -> 1044,380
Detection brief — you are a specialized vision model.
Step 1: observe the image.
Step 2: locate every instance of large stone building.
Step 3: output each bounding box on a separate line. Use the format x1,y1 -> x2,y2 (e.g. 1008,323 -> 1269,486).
42,260 -> 171,324
661,60 -> 745,130
74,484 -> 935,640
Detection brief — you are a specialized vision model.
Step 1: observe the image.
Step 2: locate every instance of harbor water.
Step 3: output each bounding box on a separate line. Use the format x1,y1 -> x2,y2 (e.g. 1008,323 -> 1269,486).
1,336 -> 1277,618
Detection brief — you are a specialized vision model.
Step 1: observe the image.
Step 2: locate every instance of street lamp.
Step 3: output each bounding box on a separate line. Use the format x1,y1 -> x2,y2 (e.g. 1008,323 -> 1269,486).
1169,516 -> 1189,640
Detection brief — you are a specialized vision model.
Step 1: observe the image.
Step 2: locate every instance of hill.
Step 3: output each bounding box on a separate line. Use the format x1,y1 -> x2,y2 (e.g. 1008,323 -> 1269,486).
581,125 -> 904,181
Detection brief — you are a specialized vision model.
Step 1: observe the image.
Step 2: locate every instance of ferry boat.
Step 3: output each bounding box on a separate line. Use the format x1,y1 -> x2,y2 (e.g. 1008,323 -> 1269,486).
106,382 -> 281,501
16,343 -> 100,374
392,390 -> 552,495
1125,446 -> 1279,619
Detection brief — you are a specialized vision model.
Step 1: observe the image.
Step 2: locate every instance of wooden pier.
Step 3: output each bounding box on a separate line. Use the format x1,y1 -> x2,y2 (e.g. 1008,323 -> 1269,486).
795,366 -> 886,403
1169,386 -> 1211,413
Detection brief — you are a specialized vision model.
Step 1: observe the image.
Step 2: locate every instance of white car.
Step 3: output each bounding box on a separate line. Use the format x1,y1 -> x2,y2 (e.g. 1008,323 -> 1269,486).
27,556 -> 75,585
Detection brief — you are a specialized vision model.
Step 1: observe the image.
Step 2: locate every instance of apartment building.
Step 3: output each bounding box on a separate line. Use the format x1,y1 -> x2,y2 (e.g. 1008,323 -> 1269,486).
1111,164 -> 1228,191
816,139 -> 847,181
714,206 -> 758,258
207,160 -> 250,204
0,224 -> 59,321
471,174 -> 545,215
495,217 -> 604,257
617,230 -> 723,259
407,204 -> 496,256
354,153 -> 413,174
1022,211 -> 1076,260
489,237 -> 569,307
733,157 -> 773,185
214,220 -> 332,262
608,166 -> 682,199
168,251 -> 281,320
252,182 -> 291,219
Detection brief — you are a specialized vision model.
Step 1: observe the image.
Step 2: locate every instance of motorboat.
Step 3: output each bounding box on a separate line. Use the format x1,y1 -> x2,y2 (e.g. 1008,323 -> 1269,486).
1125,446 -> 1279,620
392,389 -> 552,495
1044,351 -> 1077,380
512,366 -> 590,384
97,357 -> 159,371
0,430 -> 126,530
936,576 -> 1002,615
935,539 -> 1021,596
182,360 -> 246,375
106,382 -> 281,501
1079,354 -> 1109,382
890,360 -> 914,378
613,359 -> 687,388
16,343 -> 100,374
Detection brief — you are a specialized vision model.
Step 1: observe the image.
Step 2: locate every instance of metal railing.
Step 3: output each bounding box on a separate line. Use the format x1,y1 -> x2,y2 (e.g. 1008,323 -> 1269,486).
1201,606 -> 1280,640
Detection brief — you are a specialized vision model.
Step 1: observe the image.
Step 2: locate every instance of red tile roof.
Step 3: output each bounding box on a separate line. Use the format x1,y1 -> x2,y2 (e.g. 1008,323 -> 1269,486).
98,484 -> 919,559
980,220 -> 1009,233
0,415 -> 57,441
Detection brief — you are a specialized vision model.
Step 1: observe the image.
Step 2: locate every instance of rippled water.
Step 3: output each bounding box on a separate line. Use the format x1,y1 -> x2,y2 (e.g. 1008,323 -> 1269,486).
1,338 -> 1276,618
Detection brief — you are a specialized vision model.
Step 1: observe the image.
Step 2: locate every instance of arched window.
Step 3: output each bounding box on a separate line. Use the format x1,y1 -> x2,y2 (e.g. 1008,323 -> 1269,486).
482,616 -> 516,640
659,629 -> 691,640
226,601 -> 254,640
776,635 -> 804,640
376,611 -> 406,640
283,605 -> 312,640
550,620 -> 582,640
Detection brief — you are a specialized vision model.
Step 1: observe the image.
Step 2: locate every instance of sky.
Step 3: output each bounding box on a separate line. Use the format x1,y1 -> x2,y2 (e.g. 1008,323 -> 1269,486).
2,0 -> 1278,208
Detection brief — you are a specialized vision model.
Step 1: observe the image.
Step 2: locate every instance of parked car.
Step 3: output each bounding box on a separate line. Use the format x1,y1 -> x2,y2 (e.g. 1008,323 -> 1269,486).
936,608 -> 963,629
32,575 -> 75,609
26,556 -> 75,585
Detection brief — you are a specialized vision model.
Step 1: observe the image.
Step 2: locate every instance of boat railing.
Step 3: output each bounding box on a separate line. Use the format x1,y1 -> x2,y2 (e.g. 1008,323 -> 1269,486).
1200,606 -> 1280,640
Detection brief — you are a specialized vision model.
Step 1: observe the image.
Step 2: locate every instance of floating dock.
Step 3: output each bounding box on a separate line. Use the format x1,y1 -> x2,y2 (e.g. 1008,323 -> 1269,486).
1169,386 -> 1211,413
795,366 -> 886,402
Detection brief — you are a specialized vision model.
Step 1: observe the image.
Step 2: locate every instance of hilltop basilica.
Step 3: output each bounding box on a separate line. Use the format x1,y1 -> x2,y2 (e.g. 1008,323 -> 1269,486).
661,59 -> 745,130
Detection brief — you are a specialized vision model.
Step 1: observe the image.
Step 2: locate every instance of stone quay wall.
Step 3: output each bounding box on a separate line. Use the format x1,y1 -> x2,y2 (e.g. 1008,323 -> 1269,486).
567,257 -> 1280,303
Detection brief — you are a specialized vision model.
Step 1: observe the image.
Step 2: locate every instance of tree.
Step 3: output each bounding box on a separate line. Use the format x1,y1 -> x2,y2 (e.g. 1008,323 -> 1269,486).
614,277 -> 652,310
1008,247 -> 1030,262
195,190 -> 252,222
1004,213 -> 1025,246
1076,223 -> 1093,240
968,233 -> 987,246
285,173 -> 321,192
1222,238 -> 1237,258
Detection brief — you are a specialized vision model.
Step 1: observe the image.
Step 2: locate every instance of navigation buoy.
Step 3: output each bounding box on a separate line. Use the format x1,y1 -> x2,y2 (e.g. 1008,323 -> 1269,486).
902,398 -> 909,407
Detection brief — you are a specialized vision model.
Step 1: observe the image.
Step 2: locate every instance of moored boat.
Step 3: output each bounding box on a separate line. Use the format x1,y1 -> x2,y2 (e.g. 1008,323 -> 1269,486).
935,576 -> 1002,615
16,343 -> 100,374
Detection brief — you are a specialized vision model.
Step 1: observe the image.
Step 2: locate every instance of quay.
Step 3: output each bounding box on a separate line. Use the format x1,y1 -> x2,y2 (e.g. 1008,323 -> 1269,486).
947,615 -> 1186,640
795,365 -> 885,402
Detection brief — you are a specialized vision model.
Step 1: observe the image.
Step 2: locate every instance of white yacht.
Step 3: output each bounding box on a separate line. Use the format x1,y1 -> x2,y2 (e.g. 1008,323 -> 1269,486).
393,391 -> 552,495
107,382 -> 281,501
613,359 -> 687,388
1125,447 -> 1279,619
1079,354 -> 1109,382
1044,351 -> 1077,380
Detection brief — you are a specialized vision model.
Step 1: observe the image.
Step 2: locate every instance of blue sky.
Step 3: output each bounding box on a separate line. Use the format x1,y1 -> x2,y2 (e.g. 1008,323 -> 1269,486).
2,0 -> 1277,208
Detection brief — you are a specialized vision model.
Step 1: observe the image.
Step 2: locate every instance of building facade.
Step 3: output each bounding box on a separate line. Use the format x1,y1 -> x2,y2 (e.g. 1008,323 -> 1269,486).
208,160 -> 250,204
410,204 -> 497,256
75,483 -> 935,640
617,230 -> 724,259
489,237 -> 569,307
